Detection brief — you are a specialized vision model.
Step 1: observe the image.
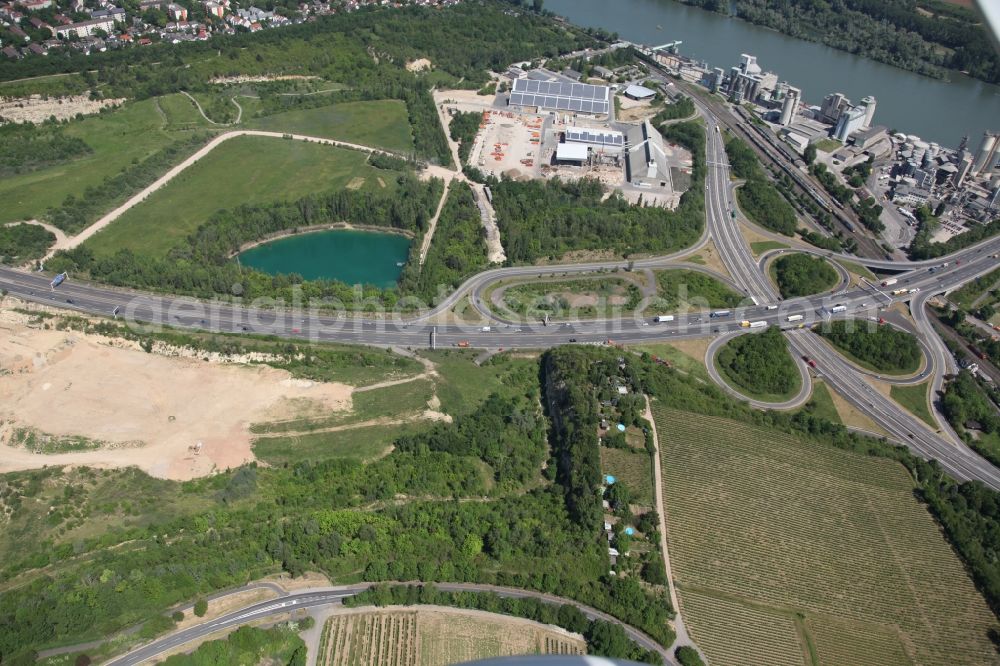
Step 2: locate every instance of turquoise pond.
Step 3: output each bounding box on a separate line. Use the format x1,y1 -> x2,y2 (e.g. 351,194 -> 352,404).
237,229 -> 411,288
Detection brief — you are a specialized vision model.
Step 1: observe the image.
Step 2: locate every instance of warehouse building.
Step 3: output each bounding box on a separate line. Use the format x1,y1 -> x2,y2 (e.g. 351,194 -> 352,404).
623,84 -> 656,101
564,127 -> 625,153
509,77 -> 611,116
555,143 -> 589,164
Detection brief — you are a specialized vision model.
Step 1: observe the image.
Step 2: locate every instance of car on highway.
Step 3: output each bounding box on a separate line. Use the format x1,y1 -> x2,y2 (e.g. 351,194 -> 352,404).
568,338 -> 577,342
66,298 -> 74,304
802,355 -> 817,368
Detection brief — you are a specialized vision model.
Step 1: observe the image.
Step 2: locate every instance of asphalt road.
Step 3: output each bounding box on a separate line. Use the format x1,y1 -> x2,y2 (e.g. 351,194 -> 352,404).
103,584 -> 675,666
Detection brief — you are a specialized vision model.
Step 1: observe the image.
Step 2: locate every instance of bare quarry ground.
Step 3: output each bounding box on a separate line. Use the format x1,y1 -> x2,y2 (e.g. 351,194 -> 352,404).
0,308 -> 352,480
0,94 -> 124,124
406,58 -> 433,72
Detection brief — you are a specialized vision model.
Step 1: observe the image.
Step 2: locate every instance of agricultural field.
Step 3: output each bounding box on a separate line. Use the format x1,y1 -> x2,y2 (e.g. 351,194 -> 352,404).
654,406 -> 999,666
317,609 -> 585,666
247,100 -> 414,154
0,98 -> 186,224
599,446 -> 653,506
84,136 -> 399,259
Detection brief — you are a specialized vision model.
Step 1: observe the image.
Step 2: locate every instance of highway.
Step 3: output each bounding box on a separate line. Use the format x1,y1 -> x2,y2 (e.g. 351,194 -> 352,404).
103,584 -> 674,666
3,82 -> 1000,493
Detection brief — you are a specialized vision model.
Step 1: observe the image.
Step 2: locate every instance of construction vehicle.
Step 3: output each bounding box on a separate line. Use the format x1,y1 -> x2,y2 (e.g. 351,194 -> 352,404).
740,320 -> 751,328
891,288 -> 908,296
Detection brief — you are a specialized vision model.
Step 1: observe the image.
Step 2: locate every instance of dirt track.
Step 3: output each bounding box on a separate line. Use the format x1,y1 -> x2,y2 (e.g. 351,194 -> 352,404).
0,306 -> 352,480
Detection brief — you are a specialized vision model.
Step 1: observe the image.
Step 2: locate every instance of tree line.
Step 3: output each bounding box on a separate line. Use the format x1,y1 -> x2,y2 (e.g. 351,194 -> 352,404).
0,224 -> 55,266
725,135 -> 797,236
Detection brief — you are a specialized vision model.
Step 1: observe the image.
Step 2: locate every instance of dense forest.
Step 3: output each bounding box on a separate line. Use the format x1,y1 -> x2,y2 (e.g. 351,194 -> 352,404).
771,253 -> 838,298
345,584 -> 663,665
493,120 -> 705,262
817,320 -> 922,374
399,182 -> 490,304
716,327 -> 800,397
448,110 -> 482,166
0,223 -> 55,266
681,0 -> 1000,84
941,370 -> 1000,466
725,135 -> 798,236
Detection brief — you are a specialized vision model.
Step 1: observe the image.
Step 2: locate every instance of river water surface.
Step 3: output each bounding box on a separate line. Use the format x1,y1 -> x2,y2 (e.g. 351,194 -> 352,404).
547,0 -> 1000,148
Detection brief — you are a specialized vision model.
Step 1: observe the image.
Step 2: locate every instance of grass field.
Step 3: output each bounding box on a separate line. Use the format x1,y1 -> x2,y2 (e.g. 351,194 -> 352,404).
157,93 -> 214,130
840,260 -> 877,281
599,447 -> 653,506
417,350 -> 539,416
749,240 -> 789,256
317,609 -> 584,666
85,136 -> 397,258
497,277 -> 641,320
631,343 -> 712,383
251,419 -> 433,466
252,379 -> 435,435
248,100 -> 414,154
890,382 -> 936,428
0,98 -> 184,224
813,138 -> 841,153
800,380 -> 841,424
654,405 -> 999,666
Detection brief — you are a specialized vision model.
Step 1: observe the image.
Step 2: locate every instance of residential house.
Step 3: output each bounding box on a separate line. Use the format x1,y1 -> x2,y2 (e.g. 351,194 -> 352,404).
2,45 -> 20,59
56,16 -> 115,38
166,3 -> 187,20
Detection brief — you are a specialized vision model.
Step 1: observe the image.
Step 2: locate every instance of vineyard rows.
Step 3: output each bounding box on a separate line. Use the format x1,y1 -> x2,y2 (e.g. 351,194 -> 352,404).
805,614 -> 912,666
317,609 -> 585,666
654,406 -> 999,666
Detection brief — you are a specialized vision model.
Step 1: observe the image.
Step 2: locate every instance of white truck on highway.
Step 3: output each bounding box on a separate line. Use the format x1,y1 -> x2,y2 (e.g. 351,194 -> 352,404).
830,305 -> 847,314
881,278 -> 898,287
786,314 -> 804,322
748,321 -> 767,329
655,315 -> 675,323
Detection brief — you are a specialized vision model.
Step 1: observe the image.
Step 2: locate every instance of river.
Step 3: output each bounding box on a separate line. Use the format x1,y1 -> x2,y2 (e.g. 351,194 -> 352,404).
237,229 -> 411,288
546,0 -> 1000,148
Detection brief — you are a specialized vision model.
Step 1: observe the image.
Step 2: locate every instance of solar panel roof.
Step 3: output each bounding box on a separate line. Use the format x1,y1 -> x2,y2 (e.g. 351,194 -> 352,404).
510,78 -> 610,115
565,127 -> 624,147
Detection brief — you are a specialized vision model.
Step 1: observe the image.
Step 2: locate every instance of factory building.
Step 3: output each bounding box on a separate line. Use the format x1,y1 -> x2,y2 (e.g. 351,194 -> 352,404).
859,96 -> 877,128
833,106 -> 866,142
564,127 -> 625,153
625,120 -> 670,188
623,84 -> 657,101
820,93 -> 850,124
972,131 -> 999,176
779,86 -> 800,126
555,143 -> 589,164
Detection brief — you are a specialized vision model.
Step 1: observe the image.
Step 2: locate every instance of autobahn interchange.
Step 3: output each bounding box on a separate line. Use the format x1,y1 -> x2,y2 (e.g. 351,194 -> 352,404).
2,94 -> 1000,490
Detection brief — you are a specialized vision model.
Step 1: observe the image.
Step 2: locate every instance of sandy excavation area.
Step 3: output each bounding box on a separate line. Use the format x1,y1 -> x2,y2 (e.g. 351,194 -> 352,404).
0,313 -> 352,480
0,94 -> 124,124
